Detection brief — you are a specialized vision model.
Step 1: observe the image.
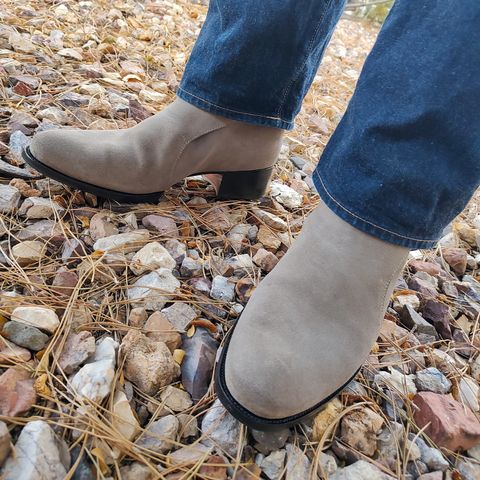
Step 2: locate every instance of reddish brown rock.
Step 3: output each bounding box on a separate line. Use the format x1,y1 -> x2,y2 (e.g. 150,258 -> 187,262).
198,455 -> 227,480
413,392 -> 480,451
253,248 -> 279,272
422,299 -> 452,339
58,331 -> 96,374
142,215 -> 179,236
409,260 -> 442,276
442,248 -> 467,275
0,337 -> 31,363
52,267 -> 79,296
0,367 -> 37,416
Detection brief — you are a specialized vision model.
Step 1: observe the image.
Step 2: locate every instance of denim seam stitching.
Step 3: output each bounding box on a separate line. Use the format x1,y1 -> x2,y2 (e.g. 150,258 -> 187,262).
314,169 -> 437,243
178,87 -> 288,122
276,0 -> 334,118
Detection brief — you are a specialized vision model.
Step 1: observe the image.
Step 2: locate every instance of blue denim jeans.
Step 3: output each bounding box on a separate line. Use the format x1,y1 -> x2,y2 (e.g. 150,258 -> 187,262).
179,0 -> 480,250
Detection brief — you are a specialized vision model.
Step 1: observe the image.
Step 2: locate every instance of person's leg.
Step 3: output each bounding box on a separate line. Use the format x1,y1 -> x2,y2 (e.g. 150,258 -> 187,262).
26,0 -> 347,202
216,0 -> 480,430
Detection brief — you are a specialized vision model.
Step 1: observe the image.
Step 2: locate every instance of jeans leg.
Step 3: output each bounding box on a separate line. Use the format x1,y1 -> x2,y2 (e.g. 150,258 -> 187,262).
314,0 -> 480,250
178,0 -> 347,130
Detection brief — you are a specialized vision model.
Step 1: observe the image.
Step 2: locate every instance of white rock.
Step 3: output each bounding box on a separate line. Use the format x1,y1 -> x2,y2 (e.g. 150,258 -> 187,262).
270,182 -> 303,209
130,242 -> 176,275
1,420 -> 69,480
201,399 -> 243,456
135,415 -> 179,454
0,185 -> 20,213
11,306 -> 60,333
58,48 -> 83,61
11,241 -> 45,266
70,337 -> 118,402
329,460 -> 395,480
127,268 -> 180,310
285,444 -> 310,480
374,368 -> 417,396
454,377 -> 480,412
18,197 -> 64,219
251,207 -> 288,232
258,449 -> 286,480
93,230 -> 150,253
160,385 -> 193,412
112,390 -> 140,441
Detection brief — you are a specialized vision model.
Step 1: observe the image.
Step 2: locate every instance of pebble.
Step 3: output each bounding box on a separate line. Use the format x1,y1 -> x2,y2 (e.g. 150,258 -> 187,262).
112,389 -> 140,441
127,268 -> 180,310
442,247 -> 467,275
70,337 -> 117,402
162,302 -> 197,331
11,306 -> 60,333
169,443 -> 212,465
93,229 -> 150,253
412,435 -> 449,471
181,328 -> 218,401
128,307 -> 148,328
0,185 -> 20,213
269,182 -> 303,209
36,106 -> 71,125
18,220 -> 64,244
257,450 -> 285,480
401,305 -> 437,336
119,462 -> 154,480
253,248 -> 279,272
159,385 -> 193,412
252,428 -> 289,455
142,215 -> 179,236
58,331 -> 96,374
329,460 -> 395,480
177,413 -> 199,438
374,369 -> 417,396
180,256 -> 203,277
0,366 -> 37,416
456,458 -> 480,480
89,212 -> 118,241
18,197 -> 64,219
1,321 -> 49,351
135,415 -> 178,454
422,299 -> 452,339
413,391 -> 480,450
0,422 -> 10,466
130,242 -> 176,275
1,420 -> 69,480
121,330 -> 180,395
227,224 -> 250,252
452,376 -> 480,412
210,276 -> 235,302
285,443 -> 310,480
144,312 -> 181,352
0,337 -> 31,363
11,240 -> 45,266
201,399 -> 243,457
257,225 -> 282,251
393,293 -> 420,312
414,367 -> 452,394
164,239 -> 187,265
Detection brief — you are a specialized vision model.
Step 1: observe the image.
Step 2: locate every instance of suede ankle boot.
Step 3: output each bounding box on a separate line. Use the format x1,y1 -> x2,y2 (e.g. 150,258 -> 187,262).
24,98 -> 283,203
215,199 -> 409,430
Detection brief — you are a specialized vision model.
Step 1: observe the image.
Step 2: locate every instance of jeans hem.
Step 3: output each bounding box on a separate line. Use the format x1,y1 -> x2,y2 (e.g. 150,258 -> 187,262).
177,88 -> 294,130
313,170 -> 438,250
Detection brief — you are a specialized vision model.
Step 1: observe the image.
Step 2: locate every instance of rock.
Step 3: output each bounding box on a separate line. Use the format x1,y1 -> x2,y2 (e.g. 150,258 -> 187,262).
142,215 -> 179,236
70,337 -> 118,402
121,330 -> 180,395
393,293 -> 420,312
162,302 -> 197,331
58,48 -> 83,61
312,397 -> 343,441
329,460 -> 395,480
227,224 -> 250,252
181,328 -> 218,401
225,254 -> 255,276
8,130 -> 30,164
130,242 -> 176,275
188,277 -> 212,295
258,450 -> 286,480
285,443 -> 310,480
144,312 -> 181,352
0,422 -> 10,466
52,267 -> 79,296
374,369 -> 417,396
376,422 -> 403,469
18,197 -> 64,219
401,305 -> 437,336
18,220 -> 64,244
253,248 -> 279,272
442,247 -> 467,275
1,321 -> 49,351
58,331 -> 96,374
112,390 -> 140,441
89,212 -> 118,241
1,421 -> 69,480
202,206 -> 232,232
340,407 -> 384,456
257,225 -> 282,251
180,257 -> 203,277
57,92 -> 90,107
452,377 -> 480,412
93,230 -> 149,253
198,455 -> 228,479
210,276 -> 235,302
0,337 -> 31,363
158,385 -> 193,413
135,415 -> 178,453
270,182 -> 303,209
36,107 -> 70,125
413,392 -> 480,450
201,399 -> 243,456
128,268 -> 180,310
251,207 -> 288,232
177,413 -> 199,438
11,240 -> 45,266
11,306 -> 60,333
422,299 -> 452,339
252,429 -> 289,455
468,443 -> 480,461
128,307 -> 148,328
415,367 -> 452,394
456,458 -> 480,480
169,443 -> 212,465
0,366 -> 37,416
119,462 -> 155,480
164,239 -> 187,266
0,185 -> 20,213
413,436 -> 449,471
317,452 -> 337,477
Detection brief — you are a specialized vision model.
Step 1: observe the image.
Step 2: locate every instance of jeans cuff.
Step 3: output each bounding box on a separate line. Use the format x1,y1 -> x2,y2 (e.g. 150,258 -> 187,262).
176,88 -> 294,130
313,170 -> 438,250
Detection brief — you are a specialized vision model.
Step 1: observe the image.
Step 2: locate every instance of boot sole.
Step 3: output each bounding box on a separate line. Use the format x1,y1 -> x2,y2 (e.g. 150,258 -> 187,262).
22,147 -> 273,203
215,323 -> 361,431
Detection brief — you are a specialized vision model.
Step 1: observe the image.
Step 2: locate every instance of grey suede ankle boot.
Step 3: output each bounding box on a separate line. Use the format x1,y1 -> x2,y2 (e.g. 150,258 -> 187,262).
24,98 -> 283,203
215,199 -> 409,430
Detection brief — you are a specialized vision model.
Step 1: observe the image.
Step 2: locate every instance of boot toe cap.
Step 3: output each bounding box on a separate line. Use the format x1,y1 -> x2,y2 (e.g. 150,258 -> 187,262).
30,130 -> 67,170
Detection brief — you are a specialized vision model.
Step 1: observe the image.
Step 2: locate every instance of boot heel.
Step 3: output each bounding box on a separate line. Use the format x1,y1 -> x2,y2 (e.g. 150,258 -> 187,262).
217,166 -> 273,200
